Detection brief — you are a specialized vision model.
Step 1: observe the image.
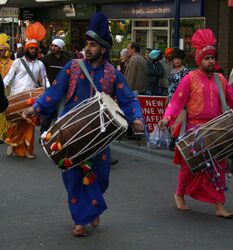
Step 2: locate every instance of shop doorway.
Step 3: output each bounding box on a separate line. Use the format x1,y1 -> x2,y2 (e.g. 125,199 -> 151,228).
71,20 -> 88,52
151,29 -> 168,52
134,30 -> 148,55
132,19 -> 169,56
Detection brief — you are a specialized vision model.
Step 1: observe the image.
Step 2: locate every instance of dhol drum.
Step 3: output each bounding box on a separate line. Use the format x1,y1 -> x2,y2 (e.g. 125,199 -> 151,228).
176,110 -> 233,174
42,92 -> 128,170
5,87 -> 44,122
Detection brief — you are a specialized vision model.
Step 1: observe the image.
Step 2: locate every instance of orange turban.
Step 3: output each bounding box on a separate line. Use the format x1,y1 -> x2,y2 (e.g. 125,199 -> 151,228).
25,22 -> 46,49
164,48 -> 173,58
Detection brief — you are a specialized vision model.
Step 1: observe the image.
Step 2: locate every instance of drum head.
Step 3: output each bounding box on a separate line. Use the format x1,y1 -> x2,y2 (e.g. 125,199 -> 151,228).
100,93 -> 128,129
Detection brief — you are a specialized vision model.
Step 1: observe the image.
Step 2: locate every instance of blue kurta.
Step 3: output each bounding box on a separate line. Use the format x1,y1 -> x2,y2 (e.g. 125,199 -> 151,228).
34,59 -> 142,225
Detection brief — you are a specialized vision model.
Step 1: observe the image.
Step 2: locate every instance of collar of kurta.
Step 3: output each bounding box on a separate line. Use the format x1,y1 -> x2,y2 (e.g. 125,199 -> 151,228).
66,59 -> 116,104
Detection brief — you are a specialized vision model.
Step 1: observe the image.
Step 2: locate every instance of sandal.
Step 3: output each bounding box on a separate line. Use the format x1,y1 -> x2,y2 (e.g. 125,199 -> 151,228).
26,153 -> 36,159
91,217 -> 100,227
6,146 -> 14,156
72,226 -> 88,237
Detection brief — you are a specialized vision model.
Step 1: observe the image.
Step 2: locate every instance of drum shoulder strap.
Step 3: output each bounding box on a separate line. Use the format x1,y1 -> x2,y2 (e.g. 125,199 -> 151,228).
214,73 -> 229,112
19,58 -> 40,88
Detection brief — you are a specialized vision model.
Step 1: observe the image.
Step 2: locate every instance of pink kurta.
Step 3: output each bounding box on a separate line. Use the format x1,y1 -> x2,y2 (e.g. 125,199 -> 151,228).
164,69 -> 233,204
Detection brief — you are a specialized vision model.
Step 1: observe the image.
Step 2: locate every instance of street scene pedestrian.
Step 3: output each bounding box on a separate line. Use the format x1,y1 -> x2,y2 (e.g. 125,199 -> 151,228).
167,49 -> 189,101
0,1 -> 233,249
167,48 -> 189,151
159,48 -> 174,96
146,49 -> 164,95
124,42 -> 147,93
23,12 -> 144,237
0,33 -> 13,143
14,42 -> 24,59
117,48 -> 128,75
3,22 -> 50,159
159,28 -> 233,218
40,38 -> 71,137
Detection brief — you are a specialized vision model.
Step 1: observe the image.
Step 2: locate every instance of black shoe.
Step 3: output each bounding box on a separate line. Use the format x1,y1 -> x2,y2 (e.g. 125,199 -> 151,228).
111,159 -> 119,165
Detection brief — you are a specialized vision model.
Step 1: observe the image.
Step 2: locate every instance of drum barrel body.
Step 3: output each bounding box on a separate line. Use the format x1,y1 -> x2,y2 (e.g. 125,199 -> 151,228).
43,94 -> 127,168
176,110 -> 233,174
5,88 -> 44,121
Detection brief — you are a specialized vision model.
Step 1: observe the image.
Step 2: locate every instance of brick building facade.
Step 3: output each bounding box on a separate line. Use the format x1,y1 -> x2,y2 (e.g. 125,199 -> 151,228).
205,0 -> 233,77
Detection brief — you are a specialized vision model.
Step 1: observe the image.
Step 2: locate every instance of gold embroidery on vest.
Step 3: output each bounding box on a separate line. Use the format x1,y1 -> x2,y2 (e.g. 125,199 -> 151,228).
186,71 -> 204,116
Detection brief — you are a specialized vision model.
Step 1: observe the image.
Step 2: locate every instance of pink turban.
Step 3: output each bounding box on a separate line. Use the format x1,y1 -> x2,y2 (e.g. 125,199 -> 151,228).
191,29 -> 216,66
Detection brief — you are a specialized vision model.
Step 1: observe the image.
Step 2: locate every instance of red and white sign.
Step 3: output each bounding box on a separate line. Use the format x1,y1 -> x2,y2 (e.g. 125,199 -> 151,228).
228,0 -> 233,7
138,95 -> 167,133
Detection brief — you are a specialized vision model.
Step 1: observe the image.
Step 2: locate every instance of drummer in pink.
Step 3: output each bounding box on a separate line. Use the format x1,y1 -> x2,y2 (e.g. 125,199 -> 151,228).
159,29 -> 233,218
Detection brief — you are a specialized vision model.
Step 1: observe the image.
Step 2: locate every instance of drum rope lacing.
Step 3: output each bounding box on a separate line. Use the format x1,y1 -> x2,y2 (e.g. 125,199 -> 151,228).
42,93 -> 127,171
190,127 -> 228,192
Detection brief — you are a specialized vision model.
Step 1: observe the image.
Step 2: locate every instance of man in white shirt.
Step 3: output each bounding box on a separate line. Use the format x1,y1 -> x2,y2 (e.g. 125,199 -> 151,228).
4,46 -> 50,96
4,33 -> 50,159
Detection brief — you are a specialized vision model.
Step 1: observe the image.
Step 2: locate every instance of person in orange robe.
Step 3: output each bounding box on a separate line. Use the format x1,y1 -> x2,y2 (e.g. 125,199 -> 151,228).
0,33 -> 13,143
4,23 -> 48,158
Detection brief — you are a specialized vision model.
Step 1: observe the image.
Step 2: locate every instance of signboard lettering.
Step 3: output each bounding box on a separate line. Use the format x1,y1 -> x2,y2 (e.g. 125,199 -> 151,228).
138,95 -> 167,133
0,7 -> 18,18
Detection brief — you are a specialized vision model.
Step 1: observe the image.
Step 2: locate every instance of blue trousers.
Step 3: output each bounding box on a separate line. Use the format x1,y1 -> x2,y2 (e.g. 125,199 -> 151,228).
62,147 -> 111,225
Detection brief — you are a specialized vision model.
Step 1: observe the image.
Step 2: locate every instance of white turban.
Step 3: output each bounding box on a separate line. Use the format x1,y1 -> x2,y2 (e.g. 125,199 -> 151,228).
52,39 -> 65,49
120,48 -> 128,57
17,43 -> 23,49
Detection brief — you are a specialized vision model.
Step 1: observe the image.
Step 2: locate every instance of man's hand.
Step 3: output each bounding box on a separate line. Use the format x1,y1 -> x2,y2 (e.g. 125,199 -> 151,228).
158,119 -> 169,131
23,107 -> 35,118
132,119 -> 144,133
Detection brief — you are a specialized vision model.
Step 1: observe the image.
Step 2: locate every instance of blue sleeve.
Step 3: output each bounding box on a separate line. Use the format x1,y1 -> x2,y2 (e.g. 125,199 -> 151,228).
33,61 -> 72,115
113,70 -> 143,124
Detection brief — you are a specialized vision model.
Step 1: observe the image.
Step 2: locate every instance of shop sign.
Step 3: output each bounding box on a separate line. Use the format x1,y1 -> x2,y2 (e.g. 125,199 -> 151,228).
0,7 -> 18,18
19,9 -> 35,20
103,0 -> 204,19
138,95 -> 167,133
33,4 -> 96,20
0,18 -> 13,23
228,0 -> 233,7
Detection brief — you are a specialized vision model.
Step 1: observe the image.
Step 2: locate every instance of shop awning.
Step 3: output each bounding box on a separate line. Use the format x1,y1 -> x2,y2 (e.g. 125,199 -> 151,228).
1,0 -> 139,8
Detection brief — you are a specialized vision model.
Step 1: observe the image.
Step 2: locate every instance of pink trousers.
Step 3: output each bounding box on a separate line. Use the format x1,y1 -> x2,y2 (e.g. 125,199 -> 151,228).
176,159 -> 227,205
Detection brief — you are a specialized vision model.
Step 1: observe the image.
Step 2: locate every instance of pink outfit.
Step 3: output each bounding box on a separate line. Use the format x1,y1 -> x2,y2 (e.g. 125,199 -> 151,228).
164,69 -> 233,204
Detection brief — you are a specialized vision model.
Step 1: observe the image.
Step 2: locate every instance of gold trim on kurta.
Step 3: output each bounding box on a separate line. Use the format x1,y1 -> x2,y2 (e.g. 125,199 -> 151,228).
186,71 -> 204,116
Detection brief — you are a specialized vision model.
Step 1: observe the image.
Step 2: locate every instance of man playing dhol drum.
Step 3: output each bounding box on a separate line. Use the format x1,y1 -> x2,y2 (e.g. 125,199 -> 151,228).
3,22 -> 50,159
159,29 -> 233,218
24,13 -> 144,236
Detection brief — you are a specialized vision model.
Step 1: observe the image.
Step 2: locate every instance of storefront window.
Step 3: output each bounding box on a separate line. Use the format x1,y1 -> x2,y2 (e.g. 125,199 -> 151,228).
0,18 -> 19,50
170,18 -> 205,68
152,29 -> 168,51
43,21 -> 71,50
135,21 -> 149,27
152,20 -> 168,27
110,20 -> 131,66
135,30 -> 148,54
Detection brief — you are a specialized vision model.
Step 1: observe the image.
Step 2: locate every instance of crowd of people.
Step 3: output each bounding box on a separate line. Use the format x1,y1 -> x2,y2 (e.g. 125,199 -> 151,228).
1,12 -> 233,238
